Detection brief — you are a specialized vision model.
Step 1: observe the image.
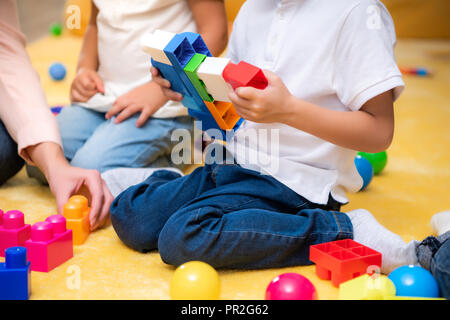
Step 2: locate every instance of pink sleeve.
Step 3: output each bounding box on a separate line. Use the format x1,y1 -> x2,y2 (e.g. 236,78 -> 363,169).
0,0 -> 62,163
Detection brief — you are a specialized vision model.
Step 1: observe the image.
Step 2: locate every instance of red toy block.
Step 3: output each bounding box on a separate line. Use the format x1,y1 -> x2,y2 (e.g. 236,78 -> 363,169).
222,61 -> 268,90
0,210 -> 31,257
309,239 -> 382,287
25,215 -> 73,272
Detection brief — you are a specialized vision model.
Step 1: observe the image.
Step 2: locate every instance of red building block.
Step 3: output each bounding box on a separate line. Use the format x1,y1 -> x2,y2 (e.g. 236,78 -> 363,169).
222,61 -> 268,90
0,210 -> 31,257
309,239 -> 382,287
25,215 -> 73,272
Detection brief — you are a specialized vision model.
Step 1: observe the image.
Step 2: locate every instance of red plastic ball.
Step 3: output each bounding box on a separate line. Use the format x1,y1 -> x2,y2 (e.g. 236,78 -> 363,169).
265,273 -> 318,300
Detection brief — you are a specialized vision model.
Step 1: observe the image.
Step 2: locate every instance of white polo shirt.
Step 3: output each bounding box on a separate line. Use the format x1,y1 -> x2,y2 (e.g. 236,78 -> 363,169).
79,0 -> 195,117
226,0 -> 404,205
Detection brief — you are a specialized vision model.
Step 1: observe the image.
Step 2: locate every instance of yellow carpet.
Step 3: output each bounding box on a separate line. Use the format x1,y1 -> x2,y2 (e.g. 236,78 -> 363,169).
0,34 -> 449,300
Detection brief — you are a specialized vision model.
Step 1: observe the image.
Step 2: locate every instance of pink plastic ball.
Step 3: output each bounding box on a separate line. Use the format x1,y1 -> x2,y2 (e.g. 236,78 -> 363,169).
265,273 -> 318,300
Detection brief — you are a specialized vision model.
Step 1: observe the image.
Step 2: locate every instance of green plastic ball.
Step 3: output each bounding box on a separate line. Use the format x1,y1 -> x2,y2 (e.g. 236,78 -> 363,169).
357,151 -> 388,175
50,23 -> 63,37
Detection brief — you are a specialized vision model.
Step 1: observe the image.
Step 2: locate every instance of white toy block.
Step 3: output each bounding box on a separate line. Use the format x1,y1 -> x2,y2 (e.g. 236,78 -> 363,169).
141,30 -> 176,65
197,57 -> 232,102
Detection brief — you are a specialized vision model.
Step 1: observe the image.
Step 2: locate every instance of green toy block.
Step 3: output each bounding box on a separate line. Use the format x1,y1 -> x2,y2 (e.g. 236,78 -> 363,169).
184,54 -> 214,102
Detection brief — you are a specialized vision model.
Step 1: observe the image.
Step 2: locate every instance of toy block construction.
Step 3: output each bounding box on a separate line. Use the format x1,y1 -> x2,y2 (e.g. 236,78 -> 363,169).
63,195 -> 91,245
141,30 -> 268,136
25,215 -> 73,272
0,210 -> 31,257
0,247 -> 31,300
309,239 -> 382,287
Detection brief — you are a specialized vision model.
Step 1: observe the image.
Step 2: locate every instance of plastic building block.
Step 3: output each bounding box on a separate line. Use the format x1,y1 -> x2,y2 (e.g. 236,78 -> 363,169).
25,215 -> 73,272
0,247 -> 31,300
181,32 -> 212,57
63,195 -> 90,245
0,210 -> 31,257
309,239 -> 382,287
184,54 -> 213,102
197,57 -> 232,102
204,101 -> 241,130
141,30 -> 175,65
163,34 -> 209,112
223,61 -> 268,90
339,274 -> 396,300
151,58 -> 190,97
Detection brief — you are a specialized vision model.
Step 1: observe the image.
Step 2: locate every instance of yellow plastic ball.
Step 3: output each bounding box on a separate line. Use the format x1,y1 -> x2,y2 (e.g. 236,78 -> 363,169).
170,261 -> 220,300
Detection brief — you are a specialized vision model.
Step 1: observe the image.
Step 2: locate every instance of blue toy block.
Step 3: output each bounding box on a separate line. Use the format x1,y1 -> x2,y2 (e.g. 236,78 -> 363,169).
0,247 -> 31,300
188,109 -> 229,139
151,58 -> 190,97
151,58 -> 194,107
164,34 -> 208,112
181,32 -> 212,57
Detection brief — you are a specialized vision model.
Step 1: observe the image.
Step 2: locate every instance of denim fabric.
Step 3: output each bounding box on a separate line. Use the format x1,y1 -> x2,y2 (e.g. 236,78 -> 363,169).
57,105 -> 193,173
110,162 -> 353,269
0,120 -> 24,185
417,231 -> 450,299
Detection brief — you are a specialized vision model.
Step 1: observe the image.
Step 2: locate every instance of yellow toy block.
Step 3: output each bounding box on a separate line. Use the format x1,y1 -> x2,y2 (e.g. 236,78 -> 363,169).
339,274 -> 396,300
63,195 -> 90,245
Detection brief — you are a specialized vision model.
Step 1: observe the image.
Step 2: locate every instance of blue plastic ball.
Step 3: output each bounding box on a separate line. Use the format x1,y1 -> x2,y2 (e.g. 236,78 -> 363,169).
49,62 -> 66,81
354,155 -> 374,191
388,265 -> 440,298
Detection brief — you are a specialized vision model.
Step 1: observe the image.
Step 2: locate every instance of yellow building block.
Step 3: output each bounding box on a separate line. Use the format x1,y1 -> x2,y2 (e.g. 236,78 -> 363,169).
339,274 -> 396,300
63,195 -> 90,245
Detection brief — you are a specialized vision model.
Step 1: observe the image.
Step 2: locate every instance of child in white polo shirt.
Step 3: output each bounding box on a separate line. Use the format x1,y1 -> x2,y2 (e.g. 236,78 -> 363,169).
104,0 -> 450,279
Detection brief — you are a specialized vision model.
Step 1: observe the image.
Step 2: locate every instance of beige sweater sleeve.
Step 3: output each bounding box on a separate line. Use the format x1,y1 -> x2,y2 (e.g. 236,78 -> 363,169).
0,0 -> 62,163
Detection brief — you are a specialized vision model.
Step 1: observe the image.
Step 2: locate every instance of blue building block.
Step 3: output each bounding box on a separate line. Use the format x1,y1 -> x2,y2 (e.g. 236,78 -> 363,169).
164,34 -> 208,112
151,58 -> 190,97
0,247 -> 31,300
181,32 -> 212,57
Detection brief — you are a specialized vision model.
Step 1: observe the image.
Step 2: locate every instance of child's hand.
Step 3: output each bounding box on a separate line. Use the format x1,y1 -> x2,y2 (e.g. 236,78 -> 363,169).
150,67 -> 183,102
105,82 -> 168,127
228,71 -> 294,124
70,68 -> 105,103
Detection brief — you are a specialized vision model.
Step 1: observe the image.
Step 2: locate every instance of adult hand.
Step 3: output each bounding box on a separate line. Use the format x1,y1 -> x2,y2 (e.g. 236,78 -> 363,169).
26,142 -> 113,230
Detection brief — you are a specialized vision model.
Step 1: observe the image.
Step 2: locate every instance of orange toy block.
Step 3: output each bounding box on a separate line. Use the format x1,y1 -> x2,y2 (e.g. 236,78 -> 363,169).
63,195 -> 90,245
204,101 -> 241,130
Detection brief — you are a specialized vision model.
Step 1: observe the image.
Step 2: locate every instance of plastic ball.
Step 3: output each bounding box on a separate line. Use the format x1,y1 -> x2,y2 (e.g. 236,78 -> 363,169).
49,63 -> 67,81
357,151 -> 388,175
170,261 -> 220,300
388,265 -> 440,298
49,22 -> 63,36
265,273 -> 317,300
354,155 -> 374,191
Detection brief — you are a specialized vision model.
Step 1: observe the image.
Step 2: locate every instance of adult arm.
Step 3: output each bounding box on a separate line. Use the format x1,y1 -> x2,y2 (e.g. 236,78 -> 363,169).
0,0 -> 112,229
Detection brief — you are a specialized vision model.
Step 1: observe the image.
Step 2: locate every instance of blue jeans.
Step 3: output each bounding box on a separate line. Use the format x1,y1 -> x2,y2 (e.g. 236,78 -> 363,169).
417,232 -> 450,299
57,105 -> 193,173
110,162 -> 353,269
0,120 -> 24,185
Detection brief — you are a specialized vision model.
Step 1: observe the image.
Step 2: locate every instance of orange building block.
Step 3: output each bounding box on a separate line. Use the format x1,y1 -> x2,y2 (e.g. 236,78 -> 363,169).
63,195 -> 90,245
204,101 -> 241,130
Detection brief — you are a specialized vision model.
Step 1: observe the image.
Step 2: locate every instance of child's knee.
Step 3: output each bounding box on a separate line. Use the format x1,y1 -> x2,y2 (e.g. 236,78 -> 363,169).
110,204 -> 159,253
158,218 -> 211,267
